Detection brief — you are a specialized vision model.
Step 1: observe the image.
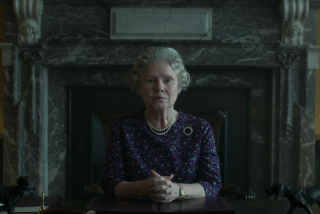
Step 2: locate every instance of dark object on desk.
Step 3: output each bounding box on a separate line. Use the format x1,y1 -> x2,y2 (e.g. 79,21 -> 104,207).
266,183 -> 320,214
38,190 -> 46,214
45,206 -> 96,214
222,184 -> 255,200
0,176 -> 35,214
79,192 -> 99,200
85,197 -> 235,213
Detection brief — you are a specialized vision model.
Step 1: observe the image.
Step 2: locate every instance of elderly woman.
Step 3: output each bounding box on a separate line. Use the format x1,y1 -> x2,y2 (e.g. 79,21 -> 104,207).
101,47 -> 221,203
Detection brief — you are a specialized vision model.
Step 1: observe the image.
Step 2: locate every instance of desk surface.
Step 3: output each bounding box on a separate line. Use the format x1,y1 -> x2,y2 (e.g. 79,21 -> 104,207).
60,199 -> 320,214
228,201 -> 319,214
85,197 -> 234,213
5,198 -> 320,214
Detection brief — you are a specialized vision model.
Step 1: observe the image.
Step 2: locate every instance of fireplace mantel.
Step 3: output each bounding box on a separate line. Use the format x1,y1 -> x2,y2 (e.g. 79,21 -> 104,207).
1,0 -> 320,199
2,44 -> 320,68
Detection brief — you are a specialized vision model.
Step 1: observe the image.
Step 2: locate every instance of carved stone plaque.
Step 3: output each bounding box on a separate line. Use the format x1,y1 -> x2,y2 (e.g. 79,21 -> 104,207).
110,8 -> 212,40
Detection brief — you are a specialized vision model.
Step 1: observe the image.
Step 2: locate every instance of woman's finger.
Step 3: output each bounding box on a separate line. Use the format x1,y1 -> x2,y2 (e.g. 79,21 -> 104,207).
142,177 -> 163,197
151,192 -> 174,203
150,169 -> 161,177
151,176 -> 169,185
152,184 -> 172,193
150,170 -> 174,181
152,184 -> 166,192
162,174 -> 174,181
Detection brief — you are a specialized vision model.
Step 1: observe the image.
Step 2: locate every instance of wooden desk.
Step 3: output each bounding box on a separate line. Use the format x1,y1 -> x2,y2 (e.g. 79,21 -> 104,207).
6,198 -> 320,214
62,199 -> 320,214
229,200 -> 320,214
85,197 -> 235,213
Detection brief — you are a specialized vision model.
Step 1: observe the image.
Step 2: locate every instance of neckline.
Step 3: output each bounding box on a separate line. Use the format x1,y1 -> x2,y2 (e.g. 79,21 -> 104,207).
141,109 -> 182,131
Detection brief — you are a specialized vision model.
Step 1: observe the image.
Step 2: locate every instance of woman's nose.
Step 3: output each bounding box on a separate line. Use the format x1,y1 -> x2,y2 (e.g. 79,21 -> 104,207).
154,81 -> 165,92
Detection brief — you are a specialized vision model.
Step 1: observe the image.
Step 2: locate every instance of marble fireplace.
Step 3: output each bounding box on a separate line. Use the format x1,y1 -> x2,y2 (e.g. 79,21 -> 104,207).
0,0 -> 320,199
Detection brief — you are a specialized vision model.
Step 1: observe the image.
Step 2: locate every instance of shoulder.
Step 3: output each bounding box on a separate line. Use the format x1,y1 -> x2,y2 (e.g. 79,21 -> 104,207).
179,111 -> 210,126
178,111 -> 212,131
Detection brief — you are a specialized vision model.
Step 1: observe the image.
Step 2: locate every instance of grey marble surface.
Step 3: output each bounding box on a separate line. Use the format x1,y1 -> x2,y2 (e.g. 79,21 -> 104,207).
2,0 -> 318,199
304,11 -> 318,46
38,3 -> 310,46
37,44 -> 280,67
3,66 -> 18,187
101,0 -> 320,9
17,2 -> 314,47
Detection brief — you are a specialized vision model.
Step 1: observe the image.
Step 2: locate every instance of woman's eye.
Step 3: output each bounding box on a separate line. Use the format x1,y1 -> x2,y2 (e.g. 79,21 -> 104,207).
166,79 -> 172,83
147,79 -> 154,83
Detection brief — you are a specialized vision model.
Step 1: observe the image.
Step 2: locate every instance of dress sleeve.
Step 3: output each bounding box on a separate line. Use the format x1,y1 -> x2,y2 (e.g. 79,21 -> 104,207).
196,121 -> 222,197
101,120 -> 127,196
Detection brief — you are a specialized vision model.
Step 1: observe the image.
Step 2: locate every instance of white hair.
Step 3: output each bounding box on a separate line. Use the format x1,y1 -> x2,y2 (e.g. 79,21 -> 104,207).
126,47 -> 191,93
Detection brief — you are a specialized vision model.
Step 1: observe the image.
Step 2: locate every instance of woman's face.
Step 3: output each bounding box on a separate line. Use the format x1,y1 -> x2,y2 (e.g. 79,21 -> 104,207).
138,61 -> 180,112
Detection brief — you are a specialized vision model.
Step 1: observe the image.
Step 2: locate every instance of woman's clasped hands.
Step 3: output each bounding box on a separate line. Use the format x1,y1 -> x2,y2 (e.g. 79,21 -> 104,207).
142,169 -> 179,203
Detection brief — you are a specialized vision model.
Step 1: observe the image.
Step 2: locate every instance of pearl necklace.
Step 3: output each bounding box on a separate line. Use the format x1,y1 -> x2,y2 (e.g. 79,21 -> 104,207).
146,111 -> 175,131
145,110 -> 175,135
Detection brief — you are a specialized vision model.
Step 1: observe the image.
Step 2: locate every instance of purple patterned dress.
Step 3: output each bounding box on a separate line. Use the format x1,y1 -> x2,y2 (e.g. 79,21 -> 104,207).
101,110 -> 222,197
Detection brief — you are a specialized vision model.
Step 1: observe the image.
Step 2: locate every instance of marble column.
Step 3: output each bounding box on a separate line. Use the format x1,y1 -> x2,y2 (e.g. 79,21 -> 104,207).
19,49 -> 49,195
0,43 -> 18,186
1,43 -> 49,195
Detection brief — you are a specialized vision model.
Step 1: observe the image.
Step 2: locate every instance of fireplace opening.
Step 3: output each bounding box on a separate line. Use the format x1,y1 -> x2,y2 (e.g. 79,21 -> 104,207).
68,86 -> 250,199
